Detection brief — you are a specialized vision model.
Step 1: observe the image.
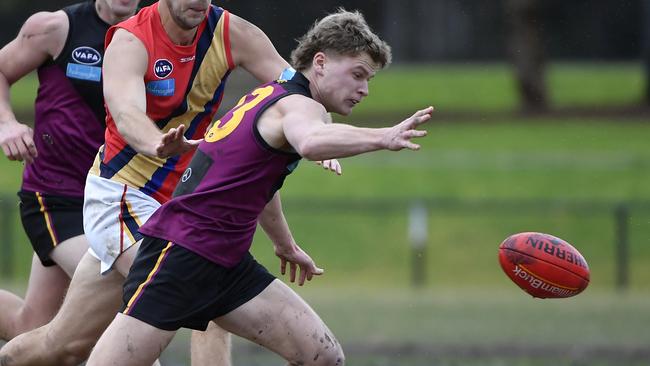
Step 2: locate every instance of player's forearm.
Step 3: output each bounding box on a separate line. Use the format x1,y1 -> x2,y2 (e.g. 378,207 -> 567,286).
0,73 -> 17,124
113,105 -> 163,156
297,123 -> 389,161
259,193 -> 296,250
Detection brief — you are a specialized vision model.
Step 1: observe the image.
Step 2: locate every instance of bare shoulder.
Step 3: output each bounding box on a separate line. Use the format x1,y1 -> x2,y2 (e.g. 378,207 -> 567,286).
106,28 -> 148,64
110,28 -> 145,47
102,28 -> 148,91
22,10 -> 68,36
257,94 -> 321,150
275,94 -> 326,119
227,12 -> 259,37
18,10 -> 69,55
227,12 -> 274,48
226,11 -> 287,81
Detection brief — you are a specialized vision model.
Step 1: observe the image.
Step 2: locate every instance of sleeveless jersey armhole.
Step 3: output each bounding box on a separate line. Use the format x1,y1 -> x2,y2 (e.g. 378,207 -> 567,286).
222,11 -> 234,70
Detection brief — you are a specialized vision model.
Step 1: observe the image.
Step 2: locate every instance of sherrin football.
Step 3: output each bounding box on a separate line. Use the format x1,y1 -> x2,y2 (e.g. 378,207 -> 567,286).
498,232 -> 590,299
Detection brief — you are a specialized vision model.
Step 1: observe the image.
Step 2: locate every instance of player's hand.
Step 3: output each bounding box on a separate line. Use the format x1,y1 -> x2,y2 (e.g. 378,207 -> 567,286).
316,159 -> 342,175
274,243 -> 324,286
382,106 -> 433,151
0,120 -> 37,164
155,124 -> 201,158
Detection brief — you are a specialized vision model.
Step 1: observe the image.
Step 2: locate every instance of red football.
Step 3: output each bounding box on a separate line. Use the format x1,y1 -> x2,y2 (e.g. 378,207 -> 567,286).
498,232 -> 590,298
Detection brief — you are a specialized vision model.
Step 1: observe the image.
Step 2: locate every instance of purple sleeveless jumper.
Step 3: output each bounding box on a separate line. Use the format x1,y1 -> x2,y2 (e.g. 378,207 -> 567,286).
139,72 -> 311,267
22,2 -> 109,197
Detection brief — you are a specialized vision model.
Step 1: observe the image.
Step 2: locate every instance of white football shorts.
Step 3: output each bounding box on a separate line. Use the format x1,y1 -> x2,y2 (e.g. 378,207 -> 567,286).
83,174 -> 160,274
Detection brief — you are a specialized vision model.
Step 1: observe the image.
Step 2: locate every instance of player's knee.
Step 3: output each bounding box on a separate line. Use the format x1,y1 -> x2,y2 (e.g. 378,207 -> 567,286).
16,306 -> 53,333
289,342 -> 344,366
59,339 -> 94,366
0,330 -> 35,364
0,348 -> 17,366
314,345 -> 345,366
310,346 -> 345,366
44,334 -> 93,366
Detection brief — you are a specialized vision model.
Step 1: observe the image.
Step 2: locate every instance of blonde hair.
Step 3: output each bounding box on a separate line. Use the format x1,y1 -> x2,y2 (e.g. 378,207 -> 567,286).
290,9 -> 392,72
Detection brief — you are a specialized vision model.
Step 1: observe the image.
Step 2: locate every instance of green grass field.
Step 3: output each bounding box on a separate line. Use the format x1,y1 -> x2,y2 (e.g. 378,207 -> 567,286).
160,287 -> 650,366
1,63 -> 649,365
2,118 -> 648,290
344,62 -> 644,115
8,62 -> 645,115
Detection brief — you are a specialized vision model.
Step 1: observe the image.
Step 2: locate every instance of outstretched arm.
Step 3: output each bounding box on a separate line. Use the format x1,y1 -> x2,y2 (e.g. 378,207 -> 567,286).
315,113 -> 343,175
0,11 -> 68,164
316,159 -> 342,175
103,29 -> 199,158
258,192 -> 323,285
279,96 -> 433,161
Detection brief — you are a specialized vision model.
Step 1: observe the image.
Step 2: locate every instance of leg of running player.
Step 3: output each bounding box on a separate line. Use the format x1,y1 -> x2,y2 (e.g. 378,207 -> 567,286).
191,322 -> 232,366
86,321 -> 223,366
0,251 -> 124,366
0,241 -> 165,366
0,235 -> 86,340
118,239 -> 231,365
48,235 -> 87,277
93,244 -> 163,366
0,255 -> 66,341
87,279 -> 344,366
86,312 -> 176,366
114,242 -> 224,366
214,279 -> 345,366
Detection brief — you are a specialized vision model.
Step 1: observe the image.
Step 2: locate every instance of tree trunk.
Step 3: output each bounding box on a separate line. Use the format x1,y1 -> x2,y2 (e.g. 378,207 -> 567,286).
505,0 -> 548,113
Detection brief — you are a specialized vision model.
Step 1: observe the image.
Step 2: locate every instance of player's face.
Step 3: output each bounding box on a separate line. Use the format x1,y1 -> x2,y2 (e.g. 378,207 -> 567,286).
166,0 -> 211,30
317,52 -> 378,116
102,0 -> 140,19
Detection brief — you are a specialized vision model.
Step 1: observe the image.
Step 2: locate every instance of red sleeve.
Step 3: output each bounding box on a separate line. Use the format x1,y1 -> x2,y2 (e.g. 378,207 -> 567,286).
223,11 -> 234,70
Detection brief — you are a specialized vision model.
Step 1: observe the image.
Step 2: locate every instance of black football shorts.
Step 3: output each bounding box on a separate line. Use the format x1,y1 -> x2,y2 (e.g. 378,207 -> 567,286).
122,236 -> 276,331
18,190 -> 85,266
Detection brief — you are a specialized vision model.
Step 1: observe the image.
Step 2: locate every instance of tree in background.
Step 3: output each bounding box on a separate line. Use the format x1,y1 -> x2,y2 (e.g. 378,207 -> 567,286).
505,0 -> 548,112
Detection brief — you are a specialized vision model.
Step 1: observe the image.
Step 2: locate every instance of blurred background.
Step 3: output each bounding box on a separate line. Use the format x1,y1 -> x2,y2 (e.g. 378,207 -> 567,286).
1,0 -> 650,365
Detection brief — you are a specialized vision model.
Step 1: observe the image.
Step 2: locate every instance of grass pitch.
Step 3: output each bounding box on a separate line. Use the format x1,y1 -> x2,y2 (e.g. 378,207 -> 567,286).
0,63 -> 648,365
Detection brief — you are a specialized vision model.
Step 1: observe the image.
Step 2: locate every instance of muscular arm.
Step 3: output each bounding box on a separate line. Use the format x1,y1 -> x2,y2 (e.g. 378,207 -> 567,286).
0,11 -> 68,162
229,13 -> 289,83
104,29 -> 200,158
102,29 -> 161,156
277,97 -> 432,161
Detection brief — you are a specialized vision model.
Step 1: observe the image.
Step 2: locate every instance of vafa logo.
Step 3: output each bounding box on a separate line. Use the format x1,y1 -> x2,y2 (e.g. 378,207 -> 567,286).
154,59 -> 174,78
71,47 -> 101,65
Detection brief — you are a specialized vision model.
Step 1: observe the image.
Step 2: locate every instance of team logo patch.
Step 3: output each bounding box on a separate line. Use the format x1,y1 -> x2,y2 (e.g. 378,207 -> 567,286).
181,168 -> 192,183
154,59 -> 174,78
72,46 -> 101,65
146,79 -> 175,97
66,63 -> 101,82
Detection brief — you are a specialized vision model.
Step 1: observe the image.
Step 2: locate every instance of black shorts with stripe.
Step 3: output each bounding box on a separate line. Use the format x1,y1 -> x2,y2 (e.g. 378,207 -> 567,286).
122,236 -> 276,331
18,190 -> 85,267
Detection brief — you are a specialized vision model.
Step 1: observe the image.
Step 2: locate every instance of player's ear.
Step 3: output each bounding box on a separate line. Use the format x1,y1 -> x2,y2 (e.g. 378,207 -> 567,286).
312,52 -> 327,76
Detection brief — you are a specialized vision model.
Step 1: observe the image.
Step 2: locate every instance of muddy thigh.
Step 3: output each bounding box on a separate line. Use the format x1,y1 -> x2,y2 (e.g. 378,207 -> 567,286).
214,279 -> 345,366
